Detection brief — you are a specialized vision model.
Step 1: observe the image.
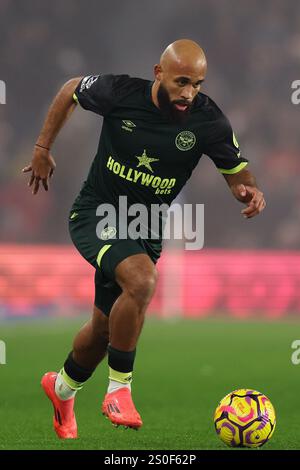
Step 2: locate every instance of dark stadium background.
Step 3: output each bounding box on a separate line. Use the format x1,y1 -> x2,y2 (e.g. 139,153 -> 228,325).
0,0 -> 300,450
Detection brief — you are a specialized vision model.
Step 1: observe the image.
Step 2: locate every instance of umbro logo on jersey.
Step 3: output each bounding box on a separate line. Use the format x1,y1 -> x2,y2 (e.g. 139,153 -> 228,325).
121,120 -> 136,132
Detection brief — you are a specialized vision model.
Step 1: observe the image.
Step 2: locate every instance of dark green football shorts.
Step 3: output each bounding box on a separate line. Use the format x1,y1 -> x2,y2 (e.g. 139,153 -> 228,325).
68,209 -> 161,316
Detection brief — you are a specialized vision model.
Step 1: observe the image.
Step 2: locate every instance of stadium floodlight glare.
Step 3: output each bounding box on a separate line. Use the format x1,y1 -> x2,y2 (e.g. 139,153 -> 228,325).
0,80 -> 6,104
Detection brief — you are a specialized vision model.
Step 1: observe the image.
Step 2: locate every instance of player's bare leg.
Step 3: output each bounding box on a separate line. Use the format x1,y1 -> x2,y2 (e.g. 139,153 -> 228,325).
41,305 -> 109,439
102,253 -> 157,429
72,305 -> 109,369
109,255 -> 156,350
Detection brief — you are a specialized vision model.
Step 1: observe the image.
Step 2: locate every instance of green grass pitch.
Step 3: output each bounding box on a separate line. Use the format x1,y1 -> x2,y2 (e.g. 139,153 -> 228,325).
0,316 -> 299,450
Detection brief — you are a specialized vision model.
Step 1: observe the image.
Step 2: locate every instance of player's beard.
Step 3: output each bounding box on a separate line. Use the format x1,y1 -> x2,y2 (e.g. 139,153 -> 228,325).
157,83 -> 192,125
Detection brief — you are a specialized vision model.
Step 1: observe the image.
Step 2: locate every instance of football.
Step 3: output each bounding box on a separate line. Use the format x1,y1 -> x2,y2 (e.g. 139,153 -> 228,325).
214,389 -> 276,447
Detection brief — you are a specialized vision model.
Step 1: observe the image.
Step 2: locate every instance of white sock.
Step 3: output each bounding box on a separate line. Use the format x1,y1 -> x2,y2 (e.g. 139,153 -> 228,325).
55,372 -> 77,401
107,379 -> 131,394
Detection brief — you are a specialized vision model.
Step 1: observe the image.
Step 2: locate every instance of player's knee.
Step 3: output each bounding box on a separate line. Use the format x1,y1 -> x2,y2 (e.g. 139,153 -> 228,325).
125,266 -> 157,306
115,254 -> 158,306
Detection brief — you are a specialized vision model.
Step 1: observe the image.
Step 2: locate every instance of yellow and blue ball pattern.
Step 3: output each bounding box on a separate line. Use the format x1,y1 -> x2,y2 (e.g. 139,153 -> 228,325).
214,389 -> 276,447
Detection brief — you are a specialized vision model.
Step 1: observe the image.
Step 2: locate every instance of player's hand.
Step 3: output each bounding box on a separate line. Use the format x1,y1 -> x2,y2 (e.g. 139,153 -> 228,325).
233,184 -> 266,219
22,146 -> 56,194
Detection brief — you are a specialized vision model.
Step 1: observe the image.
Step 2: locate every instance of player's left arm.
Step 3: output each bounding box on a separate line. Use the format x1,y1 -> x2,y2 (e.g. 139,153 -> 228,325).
223,168 -> 266,219
202,102 -> 266,219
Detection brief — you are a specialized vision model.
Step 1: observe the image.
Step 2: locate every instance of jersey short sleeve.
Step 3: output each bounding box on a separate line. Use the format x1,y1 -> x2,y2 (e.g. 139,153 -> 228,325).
203,105 -> 248,174
73,74 -> 132,116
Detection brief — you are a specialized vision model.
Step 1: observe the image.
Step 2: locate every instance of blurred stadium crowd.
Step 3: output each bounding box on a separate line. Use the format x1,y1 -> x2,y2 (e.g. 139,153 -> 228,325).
0,0 -> 299,249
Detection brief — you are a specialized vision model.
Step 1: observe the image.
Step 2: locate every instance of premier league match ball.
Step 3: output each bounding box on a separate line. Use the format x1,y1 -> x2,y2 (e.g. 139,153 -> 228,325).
214,389 -> 276,447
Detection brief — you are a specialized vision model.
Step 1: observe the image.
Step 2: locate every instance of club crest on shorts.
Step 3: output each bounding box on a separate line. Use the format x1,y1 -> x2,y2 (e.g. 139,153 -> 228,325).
100,226 -> 117,240
175,131 -> 196,151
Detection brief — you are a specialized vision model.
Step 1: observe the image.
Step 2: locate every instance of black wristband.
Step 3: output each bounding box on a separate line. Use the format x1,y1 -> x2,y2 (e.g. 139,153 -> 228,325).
35,143 -> 50,151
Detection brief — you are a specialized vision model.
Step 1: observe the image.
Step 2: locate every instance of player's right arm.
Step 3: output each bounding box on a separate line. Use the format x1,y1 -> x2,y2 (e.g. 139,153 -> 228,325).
22,77 -> 82,194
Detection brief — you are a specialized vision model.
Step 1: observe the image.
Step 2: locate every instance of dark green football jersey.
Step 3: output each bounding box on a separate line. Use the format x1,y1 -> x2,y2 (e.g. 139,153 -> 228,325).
72,74 -> 248,243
